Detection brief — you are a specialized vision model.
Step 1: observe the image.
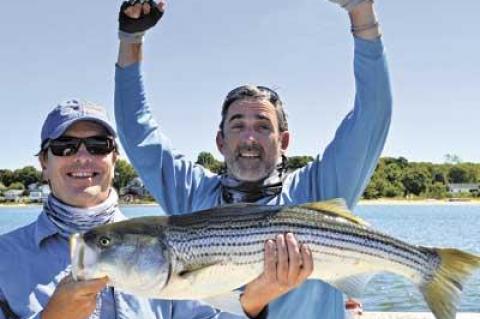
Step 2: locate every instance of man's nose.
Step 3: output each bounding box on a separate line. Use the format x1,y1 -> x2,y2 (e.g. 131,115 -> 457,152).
240,128 -> 257,142
73,144 -> 91,161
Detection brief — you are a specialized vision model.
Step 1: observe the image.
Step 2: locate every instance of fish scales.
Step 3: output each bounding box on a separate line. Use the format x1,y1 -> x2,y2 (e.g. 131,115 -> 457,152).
162,206 -> 435,280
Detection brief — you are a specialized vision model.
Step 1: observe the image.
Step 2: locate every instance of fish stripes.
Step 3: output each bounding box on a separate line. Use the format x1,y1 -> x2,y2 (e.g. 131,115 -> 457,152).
165,208 -> 435,277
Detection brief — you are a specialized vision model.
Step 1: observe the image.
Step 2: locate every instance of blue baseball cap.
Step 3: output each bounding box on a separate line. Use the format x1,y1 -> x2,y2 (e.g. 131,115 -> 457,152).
40,99 -> 116,149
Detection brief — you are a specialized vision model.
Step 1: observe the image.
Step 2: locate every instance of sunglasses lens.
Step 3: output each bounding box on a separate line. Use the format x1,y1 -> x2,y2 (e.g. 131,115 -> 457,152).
49,138 -> 80,156
47,137 -> 114,156
84,137 -> 115,155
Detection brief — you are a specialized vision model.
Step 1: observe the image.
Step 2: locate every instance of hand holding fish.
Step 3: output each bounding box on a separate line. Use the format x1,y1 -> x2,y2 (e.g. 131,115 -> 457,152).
240,234 -> 314,317
41,275 -> 108,319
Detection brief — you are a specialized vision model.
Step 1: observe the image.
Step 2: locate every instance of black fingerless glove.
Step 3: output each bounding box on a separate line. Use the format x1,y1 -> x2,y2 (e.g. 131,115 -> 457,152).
118,0 -> 164,43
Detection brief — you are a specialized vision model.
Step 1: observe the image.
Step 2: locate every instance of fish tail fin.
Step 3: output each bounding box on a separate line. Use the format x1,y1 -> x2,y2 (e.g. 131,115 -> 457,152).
420,248 -> 480,319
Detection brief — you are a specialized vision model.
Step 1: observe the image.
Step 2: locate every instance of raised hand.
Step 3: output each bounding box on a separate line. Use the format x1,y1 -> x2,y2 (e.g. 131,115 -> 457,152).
119,0 -> 166,43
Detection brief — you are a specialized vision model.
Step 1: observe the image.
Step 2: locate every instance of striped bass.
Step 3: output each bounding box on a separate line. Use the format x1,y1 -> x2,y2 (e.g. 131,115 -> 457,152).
70,199 -> 480,319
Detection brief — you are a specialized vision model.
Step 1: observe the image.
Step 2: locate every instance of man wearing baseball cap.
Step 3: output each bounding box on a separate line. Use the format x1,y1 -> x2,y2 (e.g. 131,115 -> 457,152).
0,99 -> 307,319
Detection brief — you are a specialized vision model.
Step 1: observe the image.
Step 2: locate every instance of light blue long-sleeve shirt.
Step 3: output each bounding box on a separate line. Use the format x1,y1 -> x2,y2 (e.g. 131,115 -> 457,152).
114,36 -> 392,319
0,211 -> 248,319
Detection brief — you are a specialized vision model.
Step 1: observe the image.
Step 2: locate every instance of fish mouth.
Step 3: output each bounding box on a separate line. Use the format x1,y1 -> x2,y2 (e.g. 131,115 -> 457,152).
70,233 -> 105,281
70,233 -> 85,280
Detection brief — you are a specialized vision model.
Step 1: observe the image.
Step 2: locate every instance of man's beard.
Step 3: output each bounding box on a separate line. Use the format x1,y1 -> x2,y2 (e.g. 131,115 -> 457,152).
226,143 -> 276,182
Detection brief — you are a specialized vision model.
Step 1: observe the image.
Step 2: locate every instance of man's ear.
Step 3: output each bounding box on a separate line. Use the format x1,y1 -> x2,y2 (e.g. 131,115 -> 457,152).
216,131 -> 225,155
112,152 -> 118,165
38,152 -> 48,182
280,131 -> 290,152
110,153 -> 118,182
38,153 -> 47,170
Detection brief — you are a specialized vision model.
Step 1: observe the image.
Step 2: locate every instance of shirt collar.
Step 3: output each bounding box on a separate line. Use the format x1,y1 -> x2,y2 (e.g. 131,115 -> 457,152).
34,210 -> 61,247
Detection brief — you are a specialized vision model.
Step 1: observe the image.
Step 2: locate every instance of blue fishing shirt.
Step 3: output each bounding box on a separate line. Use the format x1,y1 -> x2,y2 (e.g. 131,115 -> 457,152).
0,211 -> 248,319
114,36 -> 392,319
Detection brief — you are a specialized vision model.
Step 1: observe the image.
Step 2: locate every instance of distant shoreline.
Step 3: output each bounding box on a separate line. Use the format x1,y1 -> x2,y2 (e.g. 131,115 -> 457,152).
1,199 -> 480,209
359,198 -> 480,205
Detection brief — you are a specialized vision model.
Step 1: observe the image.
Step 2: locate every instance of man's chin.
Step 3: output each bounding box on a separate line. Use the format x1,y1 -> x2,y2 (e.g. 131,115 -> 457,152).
63,188 -> 109,207
231,169 -> 268,183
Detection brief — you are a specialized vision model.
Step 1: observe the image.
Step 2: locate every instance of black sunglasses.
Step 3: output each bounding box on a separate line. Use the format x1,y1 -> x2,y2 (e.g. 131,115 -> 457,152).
43,136 -> 116,157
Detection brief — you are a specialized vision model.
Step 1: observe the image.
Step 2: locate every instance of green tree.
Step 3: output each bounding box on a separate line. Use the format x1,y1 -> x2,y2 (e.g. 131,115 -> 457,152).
287,156 -> 314,170
0,182 -> 6,193
13,166 -> 42,188
428,182 -> 448,199
447,166 -> 471,184
366,157 -> 406,198
383,162 -> 403,184
383,181 -> 405,198
363,160 -> 386,199
0,169 -> 15,187
114,159 -> 138,190
8,182 -> 25,191
460,163 -> 480,183
196,152 -> 224,174
431,166 -> 448,184
402,166 -> 430,196
363,178 -> 386,199
197,152 -> 218,168
382,156 -> 408,169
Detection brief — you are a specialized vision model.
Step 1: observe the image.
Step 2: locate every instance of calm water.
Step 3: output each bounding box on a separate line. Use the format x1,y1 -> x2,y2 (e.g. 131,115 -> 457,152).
1,204 -> 479,312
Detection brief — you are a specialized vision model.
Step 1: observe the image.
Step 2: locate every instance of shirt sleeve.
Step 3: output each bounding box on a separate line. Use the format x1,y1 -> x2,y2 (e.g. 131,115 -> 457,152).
114,63 -> 220,215
287,36 -> 392,209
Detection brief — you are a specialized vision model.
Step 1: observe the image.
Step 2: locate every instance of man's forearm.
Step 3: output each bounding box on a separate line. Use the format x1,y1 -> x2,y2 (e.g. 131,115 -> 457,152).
349,1 -> 380,40
117,41 -> 142,68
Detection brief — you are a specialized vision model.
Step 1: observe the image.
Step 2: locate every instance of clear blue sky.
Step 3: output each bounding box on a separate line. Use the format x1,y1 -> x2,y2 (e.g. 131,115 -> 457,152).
1,0 -> 479,170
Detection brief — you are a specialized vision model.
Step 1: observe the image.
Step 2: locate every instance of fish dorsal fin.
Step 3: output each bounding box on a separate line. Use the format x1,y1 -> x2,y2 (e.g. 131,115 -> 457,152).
299,199 -> 369,226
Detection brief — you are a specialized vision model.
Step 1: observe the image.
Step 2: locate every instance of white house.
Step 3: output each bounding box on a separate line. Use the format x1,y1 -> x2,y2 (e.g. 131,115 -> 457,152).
4,190 -> 24,202
447,183 -> 479,194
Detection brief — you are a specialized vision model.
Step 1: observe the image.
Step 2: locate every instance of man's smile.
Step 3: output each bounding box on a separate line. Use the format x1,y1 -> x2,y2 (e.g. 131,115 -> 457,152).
67,170 -> 100,179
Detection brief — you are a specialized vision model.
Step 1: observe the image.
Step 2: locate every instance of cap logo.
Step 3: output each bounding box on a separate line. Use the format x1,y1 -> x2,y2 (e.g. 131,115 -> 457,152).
59,107 -> 75,116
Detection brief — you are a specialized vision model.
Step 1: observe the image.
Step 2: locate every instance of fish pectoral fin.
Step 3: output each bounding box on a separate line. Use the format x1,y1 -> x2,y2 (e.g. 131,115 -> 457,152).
177,262 -> 219,280
177,263 -> 233,294
300,199 -> 369,226
157,264 -> 222,300
174,263 -> 255,300
331,273 -> 374,298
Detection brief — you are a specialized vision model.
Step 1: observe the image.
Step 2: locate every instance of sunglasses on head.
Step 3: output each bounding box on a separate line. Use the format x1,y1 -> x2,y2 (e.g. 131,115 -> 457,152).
43,136 -> 116,157
225,85 -> 280,106
256,86 -> 280,102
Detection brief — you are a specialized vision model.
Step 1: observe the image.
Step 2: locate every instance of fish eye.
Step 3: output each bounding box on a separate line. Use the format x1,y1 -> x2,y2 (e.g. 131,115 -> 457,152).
98,236 -> 112,248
